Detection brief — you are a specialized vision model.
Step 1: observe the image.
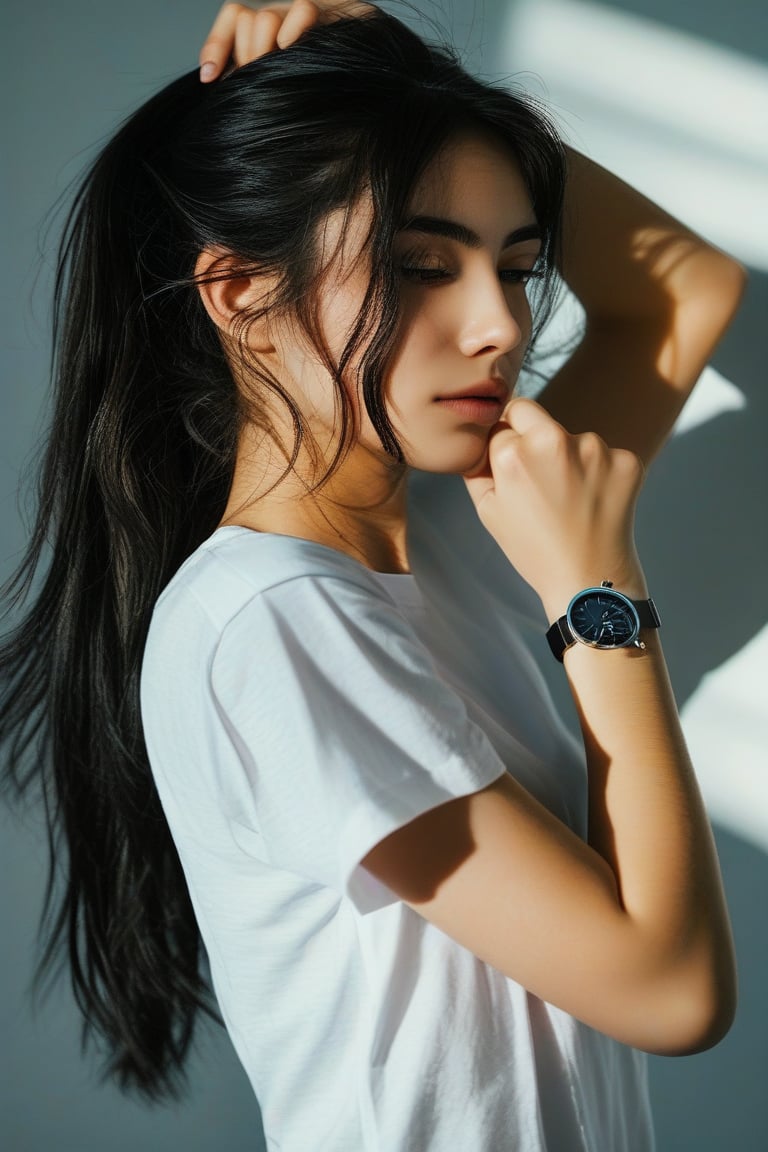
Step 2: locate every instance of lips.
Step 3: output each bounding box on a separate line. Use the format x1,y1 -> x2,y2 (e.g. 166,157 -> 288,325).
436,379 -> 509,402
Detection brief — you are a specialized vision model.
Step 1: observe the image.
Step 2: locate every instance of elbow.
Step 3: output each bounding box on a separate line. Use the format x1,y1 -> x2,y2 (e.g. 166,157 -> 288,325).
717,256 -> 749,322
649,1001 -> 736,1058
641,953 -> 738,1057
699,252 -> 749,331
676,251 -> 748,337
656,990 -> 736,1057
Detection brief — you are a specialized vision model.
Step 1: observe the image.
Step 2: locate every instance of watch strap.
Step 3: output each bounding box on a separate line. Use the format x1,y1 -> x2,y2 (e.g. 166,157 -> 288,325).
546,615 -> 575,662
635,597 -> 661,630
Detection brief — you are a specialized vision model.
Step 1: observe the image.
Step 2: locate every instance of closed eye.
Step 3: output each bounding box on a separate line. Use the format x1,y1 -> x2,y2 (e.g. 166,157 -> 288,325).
399,265 -> 545,285
501,268 -> 545,285
399,265 -> 452,283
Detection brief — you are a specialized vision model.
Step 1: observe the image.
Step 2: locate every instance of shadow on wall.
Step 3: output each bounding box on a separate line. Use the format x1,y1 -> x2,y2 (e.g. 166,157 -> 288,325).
636,271 -> 767,695
471,0 -> 768,1145
653,825 -> 768,1152
637,271 -> 768,1152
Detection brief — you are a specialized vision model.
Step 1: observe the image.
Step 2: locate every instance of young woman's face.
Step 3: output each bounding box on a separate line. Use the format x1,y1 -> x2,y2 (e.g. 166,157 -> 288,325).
272,132 -> 543,476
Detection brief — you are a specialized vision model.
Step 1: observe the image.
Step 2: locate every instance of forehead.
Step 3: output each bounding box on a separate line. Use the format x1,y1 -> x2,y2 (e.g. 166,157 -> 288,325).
315,131 -> 533,277
406,132 -> 531,218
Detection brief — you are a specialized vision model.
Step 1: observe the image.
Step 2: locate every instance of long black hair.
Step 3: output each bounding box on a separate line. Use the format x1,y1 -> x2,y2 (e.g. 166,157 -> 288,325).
0,9 -> 566,1100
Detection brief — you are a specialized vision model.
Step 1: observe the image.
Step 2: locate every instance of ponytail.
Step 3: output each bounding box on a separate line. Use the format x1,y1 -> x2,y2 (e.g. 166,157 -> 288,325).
0,72 -> 235,1099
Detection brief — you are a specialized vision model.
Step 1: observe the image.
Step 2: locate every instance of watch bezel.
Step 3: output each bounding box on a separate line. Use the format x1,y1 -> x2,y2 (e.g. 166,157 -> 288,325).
565,585 -> 641,651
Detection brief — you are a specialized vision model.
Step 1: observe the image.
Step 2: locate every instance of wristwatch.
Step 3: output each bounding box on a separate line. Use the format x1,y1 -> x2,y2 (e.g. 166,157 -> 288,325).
546,580 -> 661,662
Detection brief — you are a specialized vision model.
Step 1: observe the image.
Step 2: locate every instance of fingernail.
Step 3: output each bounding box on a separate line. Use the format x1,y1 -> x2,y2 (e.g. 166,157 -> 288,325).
200,62 -> 217,82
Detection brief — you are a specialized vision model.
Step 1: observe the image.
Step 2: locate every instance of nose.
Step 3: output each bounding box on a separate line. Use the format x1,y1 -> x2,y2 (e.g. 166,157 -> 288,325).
456,271 -> 526,359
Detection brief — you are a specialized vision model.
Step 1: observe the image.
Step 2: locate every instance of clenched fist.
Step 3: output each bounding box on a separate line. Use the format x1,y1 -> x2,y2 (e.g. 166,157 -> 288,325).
462,398 -> 648,618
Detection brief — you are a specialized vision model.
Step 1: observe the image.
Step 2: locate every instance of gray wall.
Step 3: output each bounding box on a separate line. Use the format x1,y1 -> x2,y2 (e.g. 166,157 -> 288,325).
2,2 -> 765,1149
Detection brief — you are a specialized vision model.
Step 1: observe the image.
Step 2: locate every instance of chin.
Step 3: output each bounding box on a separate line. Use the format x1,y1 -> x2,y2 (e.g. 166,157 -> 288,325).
406,435 -> 491,476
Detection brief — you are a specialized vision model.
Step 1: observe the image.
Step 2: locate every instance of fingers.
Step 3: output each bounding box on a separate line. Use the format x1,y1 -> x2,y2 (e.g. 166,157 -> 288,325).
499,400 -> 642,490
199,0 -> 375,83
461,395 -> 646,597
200,2 -> 244,80
235,7 -> 281,66
498,396 -> 564,437
461,398 -> 545,497
200,2 -> 294,81
276,0 -> 322,48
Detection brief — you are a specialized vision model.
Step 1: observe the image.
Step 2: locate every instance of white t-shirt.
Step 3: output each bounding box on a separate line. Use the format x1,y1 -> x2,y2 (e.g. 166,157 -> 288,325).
140,471 -> 654,1152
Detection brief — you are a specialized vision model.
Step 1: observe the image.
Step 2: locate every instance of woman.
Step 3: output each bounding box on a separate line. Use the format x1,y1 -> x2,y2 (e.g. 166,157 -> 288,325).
0,2 -> 745,1149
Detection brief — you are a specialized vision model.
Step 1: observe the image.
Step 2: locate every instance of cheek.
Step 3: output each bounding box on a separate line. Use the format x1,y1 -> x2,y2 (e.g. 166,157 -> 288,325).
385,308 -> 445,387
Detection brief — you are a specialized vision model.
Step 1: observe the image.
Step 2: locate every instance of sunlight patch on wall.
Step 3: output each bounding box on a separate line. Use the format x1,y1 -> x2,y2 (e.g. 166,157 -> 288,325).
671,365 -> 746,435
498,0 -> 768,271
681,625 -> 768,854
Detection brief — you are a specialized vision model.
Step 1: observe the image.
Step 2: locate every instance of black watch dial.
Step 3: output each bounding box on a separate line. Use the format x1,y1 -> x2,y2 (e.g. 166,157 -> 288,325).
567,588 -> 639,648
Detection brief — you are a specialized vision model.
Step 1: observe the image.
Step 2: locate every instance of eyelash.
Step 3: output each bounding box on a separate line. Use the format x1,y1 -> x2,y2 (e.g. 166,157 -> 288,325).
398,253 -> 546,286
400,266 -> 545,285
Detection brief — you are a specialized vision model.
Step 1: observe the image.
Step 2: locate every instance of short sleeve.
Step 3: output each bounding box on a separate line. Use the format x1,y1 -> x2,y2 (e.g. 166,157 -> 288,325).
210,573 -> 508,915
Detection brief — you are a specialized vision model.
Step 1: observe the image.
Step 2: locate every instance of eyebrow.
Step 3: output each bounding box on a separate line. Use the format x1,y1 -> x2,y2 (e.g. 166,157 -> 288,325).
397,215 -> 542,249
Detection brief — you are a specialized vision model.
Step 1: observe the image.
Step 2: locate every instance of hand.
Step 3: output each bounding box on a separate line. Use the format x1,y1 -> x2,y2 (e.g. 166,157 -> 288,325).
462,398 -> 648,617
199,0 -> 377,82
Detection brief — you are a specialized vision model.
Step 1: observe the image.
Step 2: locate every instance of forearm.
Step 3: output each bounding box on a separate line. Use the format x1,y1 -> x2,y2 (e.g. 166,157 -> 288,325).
555,623 -> 736,1045
544,158 -> 739,970
557,145 -> 745,322
535,147 -> 747,464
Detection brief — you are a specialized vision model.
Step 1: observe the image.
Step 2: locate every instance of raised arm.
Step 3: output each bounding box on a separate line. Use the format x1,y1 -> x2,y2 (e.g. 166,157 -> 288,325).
198,8 -> 747,470
536,146 -> 747,465
363,399 -> 737,1055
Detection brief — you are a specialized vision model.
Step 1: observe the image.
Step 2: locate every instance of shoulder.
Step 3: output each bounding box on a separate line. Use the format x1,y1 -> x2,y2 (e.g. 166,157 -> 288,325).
145,527 -> 427,694
151,526 -> 400,635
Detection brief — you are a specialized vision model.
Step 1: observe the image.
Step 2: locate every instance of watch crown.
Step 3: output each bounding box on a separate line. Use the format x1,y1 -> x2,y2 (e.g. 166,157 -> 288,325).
601,580 -> 614,588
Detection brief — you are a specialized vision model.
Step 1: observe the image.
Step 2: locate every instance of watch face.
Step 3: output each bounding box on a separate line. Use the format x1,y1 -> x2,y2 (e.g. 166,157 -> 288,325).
567,588 -> 639,648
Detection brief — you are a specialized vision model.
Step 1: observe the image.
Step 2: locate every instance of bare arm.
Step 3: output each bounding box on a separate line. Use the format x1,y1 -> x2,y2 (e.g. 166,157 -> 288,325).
198,11 -> 747,466
197,3 -> 738,1052
364,400 -> 736,1054
536,146 -> 747,464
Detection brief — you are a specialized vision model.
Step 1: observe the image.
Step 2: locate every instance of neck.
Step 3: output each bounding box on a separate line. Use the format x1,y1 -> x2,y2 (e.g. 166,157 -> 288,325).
219,424 -> 412,574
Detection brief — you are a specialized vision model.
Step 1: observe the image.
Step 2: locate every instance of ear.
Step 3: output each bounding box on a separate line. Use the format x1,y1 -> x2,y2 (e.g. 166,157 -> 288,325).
194,247 -> 278,353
